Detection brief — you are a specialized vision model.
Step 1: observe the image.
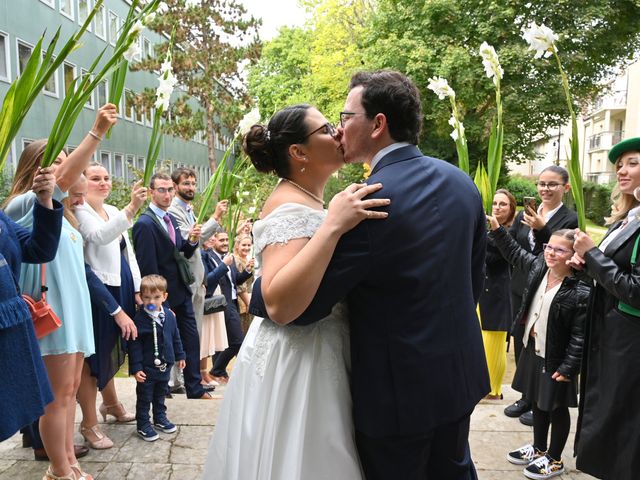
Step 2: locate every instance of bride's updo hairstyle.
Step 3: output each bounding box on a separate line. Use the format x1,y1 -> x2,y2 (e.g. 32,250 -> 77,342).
243,104 -> 312,178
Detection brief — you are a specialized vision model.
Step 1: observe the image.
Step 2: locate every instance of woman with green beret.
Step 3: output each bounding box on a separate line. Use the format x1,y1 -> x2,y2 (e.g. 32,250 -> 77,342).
570,137 -> 640,479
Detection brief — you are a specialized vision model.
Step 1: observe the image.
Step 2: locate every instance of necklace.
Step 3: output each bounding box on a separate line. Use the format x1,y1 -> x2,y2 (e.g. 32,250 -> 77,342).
281,178 -> 326,207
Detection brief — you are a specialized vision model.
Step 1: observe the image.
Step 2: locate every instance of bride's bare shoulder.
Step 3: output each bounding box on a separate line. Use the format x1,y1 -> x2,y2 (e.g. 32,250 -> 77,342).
259,185 -> 317,219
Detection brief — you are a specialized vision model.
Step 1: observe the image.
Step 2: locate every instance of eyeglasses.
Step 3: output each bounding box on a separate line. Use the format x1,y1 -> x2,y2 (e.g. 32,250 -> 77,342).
535,182 -> 565,191
153,187 -> 175,194
179,181 -> 197,187
339,111 -> 366,127
543,243 -> 573,256
303,122 -> 337,140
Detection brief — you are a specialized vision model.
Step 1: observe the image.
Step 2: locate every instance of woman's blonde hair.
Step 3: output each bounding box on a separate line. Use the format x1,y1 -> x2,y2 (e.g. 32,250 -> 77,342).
604,154 -> 640,225
2,139 -> 49,208
234,233 -> 252,256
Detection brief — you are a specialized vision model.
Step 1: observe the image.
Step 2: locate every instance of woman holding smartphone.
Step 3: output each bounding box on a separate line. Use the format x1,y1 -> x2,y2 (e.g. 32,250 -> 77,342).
504,166 -> 578,425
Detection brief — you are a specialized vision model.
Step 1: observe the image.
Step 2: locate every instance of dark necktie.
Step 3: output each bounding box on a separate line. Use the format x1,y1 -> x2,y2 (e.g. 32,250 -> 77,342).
163,214 -> 176,245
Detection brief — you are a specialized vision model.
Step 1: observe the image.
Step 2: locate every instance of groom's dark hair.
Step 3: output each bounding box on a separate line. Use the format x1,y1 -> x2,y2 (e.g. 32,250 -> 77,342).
349,70 -> 422,145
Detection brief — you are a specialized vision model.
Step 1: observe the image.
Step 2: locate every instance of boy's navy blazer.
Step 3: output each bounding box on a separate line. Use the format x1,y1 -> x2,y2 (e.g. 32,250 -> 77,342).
128,308 -> 185,374
251,145 -> 490,438
133,208 -> 197,306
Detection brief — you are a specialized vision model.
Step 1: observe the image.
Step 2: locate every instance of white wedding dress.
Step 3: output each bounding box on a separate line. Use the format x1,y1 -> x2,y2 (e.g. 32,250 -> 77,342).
202,203 -> 363,480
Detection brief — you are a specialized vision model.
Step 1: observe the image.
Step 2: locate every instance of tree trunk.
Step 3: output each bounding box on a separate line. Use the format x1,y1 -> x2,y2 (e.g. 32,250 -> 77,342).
206,108 -> 217,174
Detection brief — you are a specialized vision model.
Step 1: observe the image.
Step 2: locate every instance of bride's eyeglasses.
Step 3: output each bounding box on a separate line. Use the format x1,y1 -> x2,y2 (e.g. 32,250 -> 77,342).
303,122 -> 337,140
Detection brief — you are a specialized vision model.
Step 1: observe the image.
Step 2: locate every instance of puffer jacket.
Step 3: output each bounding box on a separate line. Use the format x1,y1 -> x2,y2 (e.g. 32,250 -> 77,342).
490,226 -> 591,378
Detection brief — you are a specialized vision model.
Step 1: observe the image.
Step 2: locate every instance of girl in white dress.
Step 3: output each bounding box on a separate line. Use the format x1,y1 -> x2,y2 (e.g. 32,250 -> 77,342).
202,104 -> 389,479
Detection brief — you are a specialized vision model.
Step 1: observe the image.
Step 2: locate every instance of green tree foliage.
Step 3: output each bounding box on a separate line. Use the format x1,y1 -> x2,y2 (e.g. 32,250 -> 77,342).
135,0 -> 262,170
364,0 -> 640,168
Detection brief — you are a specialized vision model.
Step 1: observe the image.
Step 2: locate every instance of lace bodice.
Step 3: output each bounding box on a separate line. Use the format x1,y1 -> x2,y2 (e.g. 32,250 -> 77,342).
252,203 -> 326,264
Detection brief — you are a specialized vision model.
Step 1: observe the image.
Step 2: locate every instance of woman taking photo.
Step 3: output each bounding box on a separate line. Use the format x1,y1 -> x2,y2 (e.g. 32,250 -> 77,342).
479,189 -> 516,400
75,162 -> 145,449
233,233 -> 255,334
572,138 -> 640,480
3,104 -> 117,480
505,166 -> 578,424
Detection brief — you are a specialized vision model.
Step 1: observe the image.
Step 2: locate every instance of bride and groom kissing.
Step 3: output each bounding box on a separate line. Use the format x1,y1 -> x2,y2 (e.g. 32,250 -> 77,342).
203,70 -> 490,480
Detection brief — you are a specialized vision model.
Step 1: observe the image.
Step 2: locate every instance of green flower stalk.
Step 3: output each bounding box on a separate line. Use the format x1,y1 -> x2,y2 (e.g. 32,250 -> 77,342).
0,1 -> 101,171
523,22 -> 585,231
41,1 -> 152,168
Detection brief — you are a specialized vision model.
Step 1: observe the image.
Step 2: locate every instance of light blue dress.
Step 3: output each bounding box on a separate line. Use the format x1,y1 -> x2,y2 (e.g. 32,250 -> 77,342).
5,188 -> 95,356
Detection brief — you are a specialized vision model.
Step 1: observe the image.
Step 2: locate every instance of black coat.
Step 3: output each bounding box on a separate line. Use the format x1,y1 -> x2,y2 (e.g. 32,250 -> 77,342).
508,205 -> 578,297
575,216 -> 640,479
478,236 -> 512,331
490,226 -> 590,377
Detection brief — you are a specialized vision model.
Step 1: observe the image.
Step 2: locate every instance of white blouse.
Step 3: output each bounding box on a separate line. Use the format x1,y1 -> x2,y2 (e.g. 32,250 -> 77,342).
75,202 -> 141,290
523,272 -> 562,359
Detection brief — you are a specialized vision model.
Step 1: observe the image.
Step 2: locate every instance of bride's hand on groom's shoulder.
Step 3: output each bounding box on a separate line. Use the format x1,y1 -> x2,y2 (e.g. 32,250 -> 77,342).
325,183 -> 390,234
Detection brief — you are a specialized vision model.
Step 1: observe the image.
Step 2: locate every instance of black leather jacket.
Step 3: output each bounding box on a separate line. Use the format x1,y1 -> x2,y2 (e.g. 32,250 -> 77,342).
490,226 -> 591,377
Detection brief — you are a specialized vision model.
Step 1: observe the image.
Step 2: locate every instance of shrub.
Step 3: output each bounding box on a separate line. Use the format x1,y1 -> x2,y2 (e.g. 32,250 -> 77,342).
502,175 -> 538,205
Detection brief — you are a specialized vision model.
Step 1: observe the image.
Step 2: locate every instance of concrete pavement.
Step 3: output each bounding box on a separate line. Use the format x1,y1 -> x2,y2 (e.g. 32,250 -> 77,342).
0,379 -> 597,479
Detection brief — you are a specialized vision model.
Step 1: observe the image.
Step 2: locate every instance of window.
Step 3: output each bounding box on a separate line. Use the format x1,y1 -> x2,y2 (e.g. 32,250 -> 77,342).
77,0 -> 92,31
94,3 -> 106,40
126,154 -> 136,178
63,62 -> 76,95
108,11 -> 119,46
0,32 -> 9,82
16,40 -> 34,77
42,54 -> 59,97
137,156 -> 145,172
144,106 -> 152,127
134,96 -> 144,125
96,80 -> 108,108
81,68 -> 94,108
124,89 -> 134,120
60,0 -> 74,20
22,138 -> 34,151
39,0 -> 55,8
113,153 -> 124,179
2,141 -> 15,172
143,37 -> 151,59
100,151 -> 111,171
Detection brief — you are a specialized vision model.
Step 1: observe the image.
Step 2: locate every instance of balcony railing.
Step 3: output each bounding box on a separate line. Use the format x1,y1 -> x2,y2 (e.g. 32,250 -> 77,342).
591,90 -> 627,112
588,130 -> 625,151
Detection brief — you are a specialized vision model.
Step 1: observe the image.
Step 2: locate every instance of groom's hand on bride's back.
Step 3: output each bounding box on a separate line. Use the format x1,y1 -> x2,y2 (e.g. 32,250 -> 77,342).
326,182 -> 390,234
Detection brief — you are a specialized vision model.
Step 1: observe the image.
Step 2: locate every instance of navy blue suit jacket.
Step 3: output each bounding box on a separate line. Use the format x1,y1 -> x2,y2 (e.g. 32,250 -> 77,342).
201,249 -> 251,320
128,308 -> 185,374
252,145 -> 489,437
133,208 -> 197,306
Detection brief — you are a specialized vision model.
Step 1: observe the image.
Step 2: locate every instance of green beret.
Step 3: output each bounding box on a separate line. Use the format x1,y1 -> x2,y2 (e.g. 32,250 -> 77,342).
608,137 -> 640,164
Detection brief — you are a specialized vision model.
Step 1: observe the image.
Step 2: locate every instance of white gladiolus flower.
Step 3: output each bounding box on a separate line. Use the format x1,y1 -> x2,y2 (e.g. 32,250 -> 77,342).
522,22 -> 558,59
448,115 -> 457,128
156,2 -> 169,14
248,206 -> 256,214
160,59 -> 173,74
427,77 -> 455,100
130,20 -> 144,36
144,12 -> 156,24
479,41 -> 504,85
155,93 -> 170,112
242,191 -> 250,196
238,108 -> 261,135
154,56 -> 176,112
123,42 -> 142,62
449,116 -> 465,143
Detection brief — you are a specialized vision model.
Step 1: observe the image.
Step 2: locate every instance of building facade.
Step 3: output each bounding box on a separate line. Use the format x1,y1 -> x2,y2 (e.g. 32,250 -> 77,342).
0,0 -> 231,190
508,59 -> 640,183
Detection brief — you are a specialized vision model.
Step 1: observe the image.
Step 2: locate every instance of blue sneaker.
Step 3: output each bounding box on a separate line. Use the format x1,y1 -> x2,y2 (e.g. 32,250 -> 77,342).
154,418 -> 177,433
137,424 -> 159,442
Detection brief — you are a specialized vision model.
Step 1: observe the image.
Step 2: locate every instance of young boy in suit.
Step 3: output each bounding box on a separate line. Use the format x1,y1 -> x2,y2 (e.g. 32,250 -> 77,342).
129,275 -> 186,441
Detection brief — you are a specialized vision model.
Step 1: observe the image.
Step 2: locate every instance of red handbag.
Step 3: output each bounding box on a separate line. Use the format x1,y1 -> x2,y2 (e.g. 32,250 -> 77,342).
22,264 -> 62,339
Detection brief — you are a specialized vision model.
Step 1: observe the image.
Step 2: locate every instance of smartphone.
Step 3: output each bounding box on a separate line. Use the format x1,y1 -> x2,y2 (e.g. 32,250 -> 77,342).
523,196 -> 537,212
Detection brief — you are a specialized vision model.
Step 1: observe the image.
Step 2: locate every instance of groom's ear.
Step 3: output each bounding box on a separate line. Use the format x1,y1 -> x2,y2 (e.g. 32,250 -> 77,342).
371,113 -> 388,140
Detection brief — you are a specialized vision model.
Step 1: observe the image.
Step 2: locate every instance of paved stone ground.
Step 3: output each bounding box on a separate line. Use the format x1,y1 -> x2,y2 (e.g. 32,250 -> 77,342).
0,378 -> 597,480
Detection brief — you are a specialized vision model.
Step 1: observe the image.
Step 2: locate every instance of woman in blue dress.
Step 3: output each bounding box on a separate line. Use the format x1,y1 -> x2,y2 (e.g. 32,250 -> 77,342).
3,104 -> 117,480
0,167 -> 62,442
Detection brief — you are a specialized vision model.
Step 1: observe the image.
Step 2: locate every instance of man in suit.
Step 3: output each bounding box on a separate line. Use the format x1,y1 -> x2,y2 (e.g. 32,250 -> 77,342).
504,165 -> 578,424
168,167 -> 225,392
132,173 -> 212,400
201,231 -> 252,384
253,70 -> 489,479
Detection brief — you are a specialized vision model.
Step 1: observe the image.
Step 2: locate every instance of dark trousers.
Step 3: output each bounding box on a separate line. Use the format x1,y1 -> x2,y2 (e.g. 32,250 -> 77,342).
511,292 -> 529,406
169,298 -> 204,398
212,301 -> 244,377
21,421 -> 43,450
355,413 -> 477,480
136,367 -> 170,428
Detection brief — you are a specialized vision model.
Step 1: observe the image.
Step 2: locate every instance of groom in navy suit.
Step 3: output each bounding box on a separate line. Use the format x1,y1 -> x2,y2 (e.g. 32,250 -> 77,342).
133,173 -> 212,400
252,71 -> 489,479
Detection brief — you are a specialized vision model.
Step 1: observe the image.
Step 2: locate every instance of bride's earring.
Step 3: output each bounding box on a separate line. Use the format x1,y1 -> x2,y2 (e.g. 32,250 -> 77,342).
301,157 -> 307,173
300,167 -> 305,173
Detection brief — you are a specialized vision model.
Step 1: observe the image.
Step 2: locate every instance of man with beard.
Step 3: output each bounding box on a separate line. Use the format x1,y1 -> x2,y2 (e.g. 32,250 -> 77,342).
168,167 -> 227,393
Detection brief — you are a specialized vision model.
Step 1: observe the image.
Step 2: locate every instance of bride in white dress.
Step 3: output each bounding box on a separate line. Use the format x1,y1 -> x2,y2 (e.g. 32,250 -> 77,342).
202,105 -> 389,479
